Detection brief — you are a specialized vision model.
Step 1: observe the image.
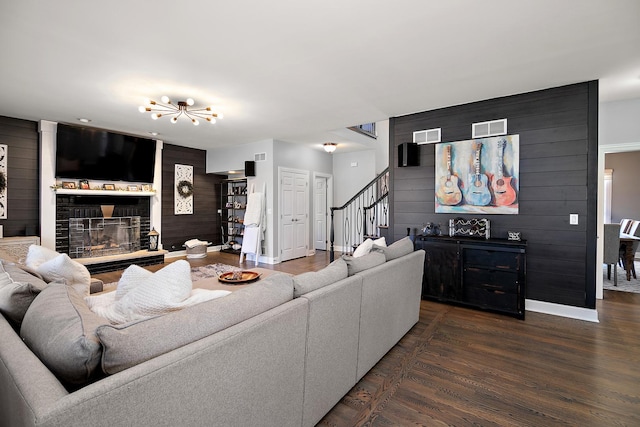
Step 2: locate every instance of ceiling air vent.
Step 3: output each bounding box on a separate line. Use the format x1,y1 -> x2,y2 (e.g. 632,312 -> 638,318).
413,128 -> 441,145
472,118 -> 507,138
254,152 -> 266,162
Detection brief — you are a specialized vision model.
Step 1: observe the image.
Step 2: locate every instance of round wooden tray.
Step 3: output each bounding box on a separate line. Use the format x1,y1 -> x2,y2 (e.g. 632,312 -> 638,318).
218,270 -> 261,284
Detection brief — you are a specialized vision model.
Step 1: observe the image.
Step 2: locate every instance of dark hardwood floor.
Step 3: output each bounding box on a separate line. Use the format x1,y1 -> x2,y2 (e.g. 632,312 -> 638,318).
93,251 -> 640,426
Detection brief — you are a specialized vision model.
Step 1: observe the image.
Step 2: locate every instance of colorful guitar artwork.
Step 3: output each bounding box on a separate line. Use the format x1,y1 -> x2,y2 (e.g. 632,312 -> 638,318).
491,138 -> 517,206
466,142 -> 491,206
436,145 -> 463,206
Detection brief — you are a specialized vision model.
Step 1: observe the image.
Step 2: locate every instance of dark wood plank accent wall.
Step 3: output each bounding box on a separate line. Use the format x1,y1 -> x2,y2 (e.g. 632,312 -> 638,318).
161,143 -> 226,252
0,116 -> 40,237
389,82 -> 598,309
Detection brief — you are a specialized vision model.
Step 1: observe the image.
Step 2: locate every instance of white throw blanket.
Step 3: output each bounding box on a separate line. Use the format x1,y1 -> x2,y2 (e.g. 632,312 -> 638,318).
243,192 -> 264,226
184,239 -> 210,249
85,260 -> 230,324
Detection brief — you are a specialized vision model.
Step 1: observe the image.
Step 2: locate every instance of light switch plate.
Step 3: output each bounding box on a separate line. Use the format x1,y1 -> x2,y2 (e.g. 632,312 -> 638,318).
569,214 -> 579,225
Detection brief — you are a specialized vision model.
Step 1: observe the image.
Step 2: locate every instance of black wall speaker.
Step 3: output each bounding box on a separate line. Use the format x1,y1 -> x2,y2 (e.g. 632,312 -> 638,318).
398,143 -> 419,167
245,160 -> 256,177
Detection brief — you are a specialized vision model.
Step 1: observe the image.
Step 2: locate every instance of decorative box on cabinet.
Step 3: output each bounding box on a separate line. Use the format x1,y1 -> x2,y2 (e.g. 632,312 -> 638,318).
415,236 -> 526,319
220,178 -> 247,254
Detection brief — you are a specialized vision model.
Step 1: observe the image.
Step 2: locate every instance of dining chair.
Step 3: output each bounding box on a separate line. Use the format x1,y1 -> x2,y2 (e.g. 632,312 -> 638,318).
604,223 -> 621,286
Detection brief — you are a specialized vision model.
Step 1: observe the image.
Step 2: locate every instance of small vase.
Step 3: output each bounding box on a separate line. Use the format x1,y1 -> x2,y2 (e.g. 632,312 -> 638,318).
101,205 -> 115,218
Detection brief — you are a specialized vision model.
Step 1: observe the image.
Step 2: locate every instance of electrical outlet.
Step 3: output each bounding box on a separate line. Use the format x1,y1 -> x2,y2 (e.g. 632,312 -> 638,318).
569,214 -> 579,225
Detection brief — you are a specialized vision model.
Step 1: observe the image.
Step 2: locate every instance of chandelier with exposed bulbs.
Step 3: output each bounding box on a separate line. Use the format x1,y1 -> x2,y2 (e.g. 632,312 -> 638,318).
138,96 -> 223,126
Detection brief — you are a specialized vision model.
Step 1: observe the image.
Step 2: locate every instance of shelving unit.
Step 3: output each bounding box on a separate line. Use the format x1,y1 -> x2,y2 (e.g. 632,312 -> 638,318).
220,178 -> 247,254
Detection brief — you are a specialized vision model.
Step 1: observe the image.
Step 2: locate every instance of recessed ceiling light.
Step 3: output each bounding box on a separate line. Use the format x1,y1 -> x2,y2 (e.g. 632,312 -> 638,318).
77,118 -> 91,123
228,170 -> 237,174
148,132 -> 159,136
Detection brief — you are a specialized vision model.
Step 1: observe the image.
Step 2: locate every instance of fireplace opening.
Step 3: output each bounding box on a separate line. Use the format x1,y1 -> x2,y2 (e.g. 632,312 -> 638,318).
55,195 -> 151,257
69,216 -> 141,259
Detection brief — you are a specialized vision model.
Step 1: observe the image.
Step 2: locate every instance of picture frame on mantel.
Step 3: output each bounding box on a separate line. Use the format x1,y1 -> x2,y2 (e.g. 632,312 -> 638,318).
62,181 -> 76,189
103,183 -> 115,191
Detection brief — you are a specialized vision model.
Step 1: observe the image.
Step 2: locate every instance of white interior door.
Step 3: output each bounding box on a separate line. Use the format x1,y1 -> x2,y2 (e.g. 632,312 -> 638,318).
314,176 -> 328,250
281,169 -> 308,262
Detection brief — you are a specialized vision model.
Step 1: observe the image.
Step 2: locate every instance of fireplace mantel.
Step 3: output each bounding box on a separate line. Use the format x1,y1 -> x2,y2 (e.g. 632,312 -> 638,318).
54,189 -> 156,197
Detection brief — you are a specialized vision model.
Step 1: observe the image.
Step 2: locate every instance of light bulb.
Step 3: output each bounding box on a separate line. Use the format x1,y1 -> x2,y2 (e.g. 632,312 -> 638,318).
186,98 -> 195,106
138,106 -> 146,113
151,113 -> 159,120
207,118 -> 216,124
161,95 -> 170,104
142,98 -> 151,105
192,118 -> 199,126
217,113 -> 224,119
170,117 -> 178,124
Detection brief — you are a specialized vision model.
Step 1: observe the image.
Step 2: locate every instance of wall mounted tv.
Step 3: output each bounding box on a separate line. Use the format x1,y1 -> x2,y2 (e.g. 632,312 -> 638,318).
55,124 -> 157,183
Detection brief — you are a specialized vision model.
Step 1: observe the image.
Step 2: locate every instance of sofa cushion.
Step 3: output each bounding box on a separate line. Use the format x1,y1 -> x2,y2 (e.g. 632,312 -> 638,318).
293,257 -> 348,298
373,236 -> 414,261
343,251 -> 386,276
0,262 -> 48,327
20,283 -> 109,385
97,273 -> 295,374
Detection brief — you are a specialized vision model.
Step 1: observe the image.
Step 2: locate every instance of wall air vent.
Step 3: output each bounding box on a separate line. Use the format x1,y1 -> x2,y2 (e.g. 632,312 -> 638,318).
254,152 -> 266,162
413,128 -> 441,145
472,118 -> 507,138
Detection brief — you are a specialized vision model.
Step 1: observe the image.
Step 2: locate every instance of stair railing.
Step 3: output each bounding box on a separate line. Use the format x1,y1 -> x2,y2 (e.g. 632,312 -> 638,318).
330,167 -> 389,261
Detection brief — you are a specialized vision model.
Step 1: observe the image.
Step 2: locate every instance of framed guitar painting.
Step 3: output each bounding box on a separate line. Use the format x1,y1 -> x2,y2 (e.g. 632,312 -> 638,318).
435,134 -> 519,214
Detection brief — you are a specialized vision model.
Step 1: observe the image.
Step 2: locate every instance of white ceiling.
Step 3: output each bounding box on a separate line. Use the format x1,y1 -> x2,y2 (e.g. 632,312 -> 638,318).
1,0 -> 639,152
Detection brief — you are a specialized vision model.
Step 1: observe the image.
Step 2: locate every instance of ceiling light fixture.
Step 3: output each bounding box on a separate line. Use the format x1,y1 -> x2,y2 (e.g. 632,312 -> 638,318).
323,142 -> 337,153
138,96 -> 223,126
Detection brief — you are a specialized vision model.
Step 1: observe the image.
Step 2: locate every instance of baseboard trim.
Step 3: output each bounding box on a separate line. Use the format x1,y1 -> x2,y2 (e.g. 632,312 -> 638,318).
525,299 -> 599,323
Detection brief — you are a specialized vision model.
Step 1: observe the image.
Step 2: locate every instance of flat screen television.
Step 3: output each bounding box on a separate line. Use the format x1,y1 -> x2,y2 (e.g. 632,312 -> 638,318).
55,124 -> 157,183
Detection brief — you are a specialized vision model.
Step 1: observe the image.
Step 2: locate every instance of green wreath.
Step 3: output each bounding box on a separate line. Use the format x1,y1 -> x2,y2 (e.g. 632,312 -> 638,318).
0,171 -> 6,193
176,180 -> 193,198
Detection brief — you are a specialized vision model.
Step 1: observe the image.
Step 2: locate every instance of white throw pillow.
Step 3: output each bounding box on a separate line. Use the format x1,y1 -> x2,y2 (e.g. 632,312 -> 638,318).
94,260 -> 194,324
35,254 -> 91,296
374,236 -> 387,247
25,245 -> 60,269
353,239 -> 374,258
115,264 -> 153,300
353,237 -> 386,258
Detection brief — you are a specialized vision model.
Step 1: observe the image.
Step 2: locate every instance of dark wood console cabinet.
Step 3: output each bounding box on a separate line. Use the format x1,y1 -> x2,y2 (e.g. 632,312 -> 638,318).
415,236 -> 526,319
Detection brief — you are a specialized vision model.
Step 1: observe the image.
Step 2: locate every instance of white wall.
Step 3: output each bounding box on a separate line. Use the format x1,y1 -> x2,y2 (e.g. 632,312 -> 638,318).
205,119 -> 390,261
39,121 -> 163,250
596,97 -> 640,299
331,149 -> 377,252
600,98 -> 640,145
272,140 -> 333,259
375,120 -> 390,174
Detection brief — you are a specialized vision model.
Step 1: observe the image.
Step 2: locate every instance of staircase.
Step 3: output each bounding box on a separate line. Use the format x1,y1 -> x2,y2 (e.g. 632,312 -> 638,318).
330,167 -> 389,261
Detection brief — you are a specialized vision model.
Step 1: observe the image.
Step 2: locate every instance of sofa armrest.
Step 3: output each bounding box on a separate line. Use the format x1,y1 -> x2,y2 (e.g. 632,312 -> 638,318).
89,278 -> 103,294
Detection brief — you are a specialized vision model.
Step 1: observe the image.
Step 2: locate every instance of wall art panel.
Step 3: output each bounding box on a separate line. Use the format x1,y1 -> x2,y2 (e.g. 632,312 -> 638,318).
435,135 -> 519,214
174,164 -> 194,215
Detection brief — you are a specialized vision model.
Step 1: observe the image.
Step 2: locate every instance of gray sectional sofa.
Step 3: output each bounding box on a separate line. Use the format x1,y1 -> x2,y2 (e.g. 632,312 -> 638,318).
0,238 -> 424,427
